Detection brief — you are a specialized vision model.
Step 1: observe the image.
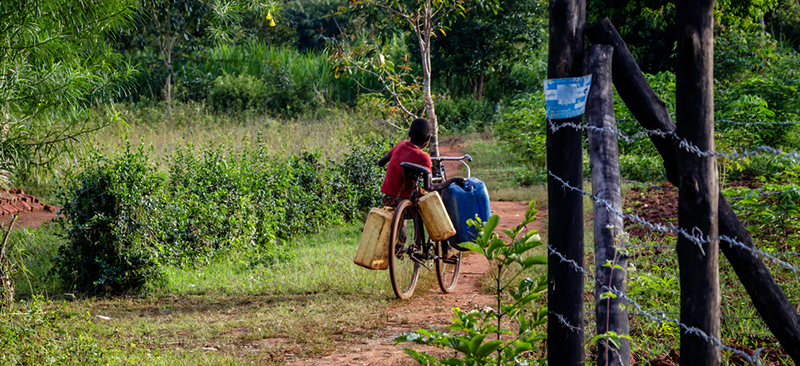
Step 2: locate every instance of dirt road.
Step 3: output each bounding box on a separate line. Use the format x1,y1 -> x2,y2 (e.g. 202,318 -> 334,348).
286,140 -> 544,365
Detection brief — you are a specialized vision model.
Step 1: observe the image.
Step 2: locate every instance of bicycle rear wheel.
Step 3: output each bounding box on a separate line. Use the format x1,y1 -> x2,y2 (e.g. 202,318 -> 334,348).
389,199 -> 421,299
436,242 -> 462,293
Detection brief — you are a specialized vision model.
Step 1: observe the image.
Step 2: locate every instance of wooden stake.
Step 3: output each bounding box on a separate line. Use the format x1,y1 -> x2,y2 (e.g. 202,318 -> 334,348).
547,0 -> 586,364
586,18 -> 800,364
586,44 -> 630,366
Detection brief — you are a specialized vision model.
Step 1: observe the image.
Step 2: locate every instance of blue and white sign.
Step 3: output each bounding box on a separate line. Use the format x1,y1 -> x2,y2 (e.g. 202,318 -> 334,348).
543,74 -> 592,119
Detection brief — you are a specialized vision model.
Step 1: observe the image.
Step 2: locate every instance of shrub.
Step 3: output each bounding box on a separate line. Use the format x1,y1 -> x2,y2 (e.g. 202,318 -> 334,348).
208,73 -> 269,114
54,143 -> 165,295
619,155 -> 667,183
494,92 -> 547,167
435,96 -> 496,132
54,137 -> 389,292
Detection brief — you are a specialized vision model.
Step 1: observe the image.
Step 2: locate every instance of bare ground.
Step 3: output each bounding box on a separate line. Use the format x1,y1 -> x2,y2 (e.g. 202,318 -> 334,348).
286,201 -> 543,366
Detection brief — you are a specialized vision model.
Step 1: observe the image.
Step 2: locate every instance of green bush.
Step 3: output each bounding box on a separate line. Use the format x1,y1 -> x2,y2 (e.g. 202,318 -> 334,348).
494,92 -> 547,167
55,143 -> 165,295
54,137 -> 389,292
208,73 -> 269,114
435,96 -> 496,132
619,155 -> 667,183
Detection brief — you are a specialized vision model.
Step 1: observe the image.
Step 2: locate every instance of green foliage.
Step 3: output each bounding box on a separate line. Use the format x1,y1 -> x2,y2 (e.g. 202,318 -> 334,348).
178,41 -> 362,111
723,173 -> 800,250
0,298 -> 106,365
430,0 -> 548,100
619,155 -> 667,182
54,137 -> 390,293
587,0 -> 777,73
435,97 -> 496,132
0,0 -> 135,185
494,92 -> 547,167
284,0 -> 351,52
208,73 -> 270,113
766,0 -> 800,51
55,143 -> 165,295
396,202 -> 548,365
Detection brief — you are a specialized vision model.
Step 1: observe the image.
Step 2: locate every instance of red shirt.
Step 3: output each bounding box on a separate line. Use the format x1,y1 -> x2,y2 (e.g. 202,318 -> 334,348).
380,140 -> 432,198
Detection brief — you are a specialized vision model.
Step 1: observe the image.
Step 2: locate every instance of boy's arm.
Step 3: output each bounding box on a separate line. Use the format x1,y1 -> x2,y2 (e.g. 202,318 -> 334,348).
378,152 -> 391,167
430,177 -> 467,192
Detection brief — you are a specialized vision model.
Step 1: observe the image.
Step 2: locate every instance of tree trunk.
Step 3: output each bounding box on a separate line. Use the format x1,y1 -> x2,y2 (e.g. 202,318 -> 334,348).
675,1 -> 720,364
164,37 -> 174,117
586,44 -> 630,366
476,72 -> 483,101
546,0 -> 585,365
420,0 -> 439,158
586,18 -> 800,364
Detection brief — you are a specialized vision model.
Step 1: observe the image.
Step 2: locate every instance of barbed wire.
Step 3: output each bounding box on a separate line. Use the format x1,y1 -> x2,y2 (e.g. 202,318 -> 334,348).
549,311 -> 584,333
549,170 -> 800,273
547,243 -> 766,364
547,120 -> 800,162
622,180 -> 677,191
726,188 -> 800,201
585,311 -> 761,321
715,120 -> 800,126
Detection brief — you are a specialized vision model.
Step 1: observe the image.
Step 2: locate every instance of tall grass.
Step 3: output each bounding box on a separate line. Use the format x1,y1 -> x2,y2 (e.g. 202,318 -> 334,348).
197,41 -> 376,105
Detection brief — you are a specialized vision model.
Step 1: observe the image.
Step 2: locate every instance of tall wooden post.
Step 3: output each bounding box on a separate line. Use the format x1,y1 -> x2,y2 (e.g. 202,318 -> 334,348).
585,44 -> 630,366
586,18 -> 800,363
675,1 -> 720,364
547,0 -> 585,364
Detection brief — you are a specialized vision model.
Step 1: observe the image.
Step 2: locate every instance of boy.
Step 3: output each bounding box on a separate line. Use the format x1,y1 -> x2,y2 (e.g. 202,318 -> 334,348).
378,118 -> 464,206
378,118 -> 464,257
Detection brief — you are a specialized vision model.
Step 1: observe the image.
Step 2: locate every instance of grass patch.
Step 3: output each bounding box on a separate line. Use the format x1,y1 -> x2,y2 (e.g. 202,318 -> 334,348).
6,222 -> 403,364
163,223 -> 392,297
462,135 -> 548,205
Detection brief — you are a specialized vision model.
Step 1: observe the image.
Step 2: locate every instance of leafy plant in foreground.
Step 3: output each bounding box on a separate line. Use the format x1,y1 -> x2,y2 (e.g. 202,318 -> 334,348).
396,201 -> 548,365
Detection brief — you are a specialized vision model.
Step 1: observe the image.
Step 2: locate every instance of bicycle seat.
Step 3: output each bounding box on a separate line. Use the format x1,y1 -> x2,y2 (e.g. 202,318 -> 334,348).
400,162 -> 432,191
400,162 -> 431,178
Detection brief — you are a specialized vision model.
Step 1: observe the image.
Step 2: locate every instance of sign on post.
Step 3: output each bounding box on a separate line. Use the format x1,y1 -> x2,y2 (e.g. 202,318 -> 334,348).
544,74 -> 592,119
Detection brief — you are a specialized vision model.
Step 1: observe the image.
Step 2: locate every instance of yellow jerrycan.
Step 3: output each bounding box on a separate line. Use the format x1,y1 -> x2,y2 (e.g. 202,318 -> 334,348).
418,191 -> 456,242
354,207 -> 393,270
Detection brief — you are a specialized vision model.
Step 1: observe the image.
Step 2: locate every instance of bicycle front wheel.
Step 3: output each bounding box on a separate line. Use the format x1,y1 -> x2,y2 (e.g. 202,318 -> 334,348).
389,199 -> 421,299
436,242 -> 462,293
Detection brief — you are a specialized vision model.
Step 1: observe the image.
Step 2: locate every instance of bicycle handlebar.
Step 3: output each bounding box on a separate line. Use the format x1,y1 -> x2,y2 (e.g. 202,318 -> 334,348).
431,154 -> 472,163
430,154 -> 472,179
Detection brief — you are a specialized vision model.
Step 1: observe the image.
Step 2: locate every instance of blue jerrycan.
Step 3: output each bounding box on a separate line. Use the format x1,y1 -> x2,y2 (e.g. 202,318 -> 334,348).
440,178 -> 491,249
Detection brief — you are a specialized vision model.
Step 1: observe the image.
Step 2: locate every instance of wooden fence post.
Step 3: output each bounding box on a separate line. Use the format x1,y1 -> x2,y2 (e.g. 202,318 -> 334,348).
585,18 -> 800,363
585,44 -> 630,366
547,0 -> 586,364
675,1 -> 720,364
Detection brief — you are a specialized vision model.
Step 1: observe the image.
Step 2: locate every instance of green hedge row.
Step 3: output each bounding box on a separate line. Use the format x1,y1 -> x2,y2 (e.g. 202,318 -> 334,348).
53,140 -> 390,295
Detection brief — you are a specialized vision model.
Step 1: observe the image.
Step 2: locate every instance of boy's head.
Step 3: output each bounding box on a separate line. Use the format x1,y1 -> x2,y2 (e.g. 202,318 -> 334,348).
409,118 -> 432,147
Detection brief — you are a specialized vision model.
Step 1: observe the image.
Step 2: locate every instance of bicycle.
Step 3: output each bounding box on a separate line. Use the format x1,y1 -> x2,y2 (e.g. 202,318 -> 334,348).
388,154 -> 472,299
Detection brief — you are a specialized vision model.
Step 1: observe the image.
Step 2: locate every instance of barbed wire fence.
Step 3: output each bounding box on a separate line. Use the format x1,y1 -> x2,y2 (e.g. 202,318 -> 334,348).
543,116 -> 799,364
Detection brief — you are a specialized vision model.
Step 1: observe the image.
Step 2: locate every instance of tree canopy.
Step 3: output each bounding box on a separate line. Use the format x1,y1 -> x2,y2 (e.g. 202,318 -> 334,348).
0,0 -> 136,184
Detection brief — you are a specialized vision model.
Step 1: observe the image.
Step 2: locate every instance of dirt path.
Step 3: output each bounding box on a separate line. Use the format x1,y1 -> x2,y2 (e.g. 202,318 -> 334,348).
286,140 -> 545,366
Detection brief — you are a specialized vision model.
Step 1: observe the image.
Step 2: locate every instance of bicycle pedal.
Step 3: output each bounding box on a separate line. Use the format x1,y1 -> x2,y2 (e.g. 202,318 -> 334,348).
442,256 -> 460,265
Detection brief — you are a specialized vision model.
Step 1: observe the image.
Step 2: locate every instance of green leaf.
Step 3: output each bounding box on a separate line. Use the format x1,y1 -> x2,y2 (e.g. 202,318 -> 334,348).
599,291 -> 617,300
481,215 -> 500,242
440,357 -> 464,366
458,242 -> 484,255
476,340 -> 504,358
469,334 -> 487,354
522,255 -> 548,267
449,337 -> 471,355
